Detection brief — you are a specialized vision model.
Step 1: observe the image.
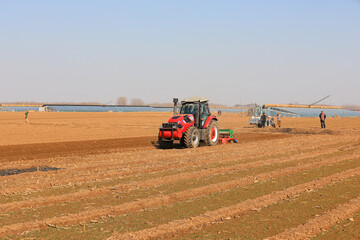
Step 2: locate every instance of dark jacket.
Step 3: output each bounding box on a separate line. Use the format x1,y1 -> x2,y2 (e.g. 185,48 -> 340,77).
319,113 -> 326,121
260,114 -> 266,122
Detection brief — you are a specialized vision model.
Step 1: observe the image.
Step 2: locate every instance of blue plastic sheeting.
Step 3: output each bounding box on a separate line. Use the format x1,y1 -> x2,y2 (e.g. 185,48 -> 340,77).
1,106 -> 39,112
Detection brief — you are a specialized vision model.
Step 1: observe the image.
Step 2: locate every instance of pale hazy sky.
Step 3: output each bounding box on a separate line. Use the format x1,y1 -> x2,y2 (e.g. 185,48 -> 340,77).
1,1 -> 359,106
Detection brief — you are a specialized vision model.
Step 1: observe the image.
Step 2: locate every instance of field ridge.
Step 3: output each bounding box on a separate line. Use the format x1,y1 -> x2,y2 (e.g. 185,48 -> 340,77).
108,167 -> 360,240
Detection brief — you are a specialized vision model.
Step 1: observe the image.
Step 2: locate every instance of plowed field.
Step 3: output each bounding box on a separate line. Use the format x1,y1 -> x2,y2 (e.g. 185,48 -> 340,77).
1,112 -> 359,239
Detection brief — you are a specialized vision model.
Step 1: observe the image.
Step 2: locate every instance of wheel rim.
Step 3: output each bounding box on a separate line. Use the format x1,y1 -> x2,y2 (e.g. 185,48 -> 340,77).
210,126 -> 218,142
192,131 -> 199,146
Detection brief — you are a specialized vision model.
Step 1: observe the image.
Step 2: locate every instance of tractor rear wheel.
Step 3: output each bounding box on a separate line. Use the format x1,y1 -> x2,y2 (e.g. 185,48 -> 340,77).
158,137 -> 173,149
205,120 -> 219,146
183,126 -> 200,148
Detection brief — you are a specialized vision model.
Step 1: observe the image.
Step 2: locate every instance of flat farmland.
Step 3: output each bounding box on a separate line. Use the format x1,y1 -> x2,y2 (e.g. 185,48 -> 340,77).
0,112 -> 359,239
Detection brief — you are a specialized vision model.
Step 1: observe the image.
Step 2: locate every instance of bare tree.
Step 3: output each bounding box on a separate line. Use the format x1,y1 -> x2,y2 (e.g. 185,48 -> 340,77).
131,98 -> 145,105
116,97 -> 127,105
343,105 -> 360,111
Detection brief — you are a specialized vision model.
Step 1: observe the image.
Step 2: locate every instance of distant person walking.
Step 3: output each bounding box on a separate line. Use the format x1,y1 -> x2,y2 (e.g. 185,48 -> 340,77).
260,112 -> 267,127
276,113 -> 281,128
25,111 -> 29,123
319,111 -> 326,128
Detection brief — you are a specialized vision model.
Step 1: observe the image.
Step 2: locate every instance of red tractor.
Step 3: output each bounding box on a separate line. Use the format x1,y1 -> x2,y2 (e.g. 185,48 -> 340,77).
158,97 -> 219,148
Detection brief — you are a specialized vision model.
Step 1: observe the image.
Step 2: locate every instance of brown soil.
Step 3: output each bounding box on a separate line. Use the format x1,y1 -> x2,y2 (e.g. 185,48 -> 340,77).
0,143 -> 354,213
110,167 -> 360,240
267,196 -> 360,240
0,136 -> 156,162
0,112 -> 359,239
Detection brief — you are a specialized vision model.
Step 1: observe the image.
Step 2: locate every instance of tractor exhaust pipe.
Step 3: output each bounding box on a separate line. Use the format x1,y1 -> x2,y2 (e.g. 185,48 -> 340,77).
173,98 -> 178,116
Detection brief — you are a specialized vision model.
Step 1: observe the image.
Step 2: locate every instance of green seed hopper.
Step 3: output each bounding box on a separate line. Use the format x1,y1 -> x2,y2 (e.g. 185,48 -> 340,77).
219,129 -> 238,144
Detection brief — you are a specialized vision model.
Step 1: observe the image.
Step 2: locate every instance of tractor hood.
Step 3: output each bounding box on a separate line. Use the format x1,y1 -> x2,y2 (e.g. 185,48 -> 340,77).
168,114 -> 194,125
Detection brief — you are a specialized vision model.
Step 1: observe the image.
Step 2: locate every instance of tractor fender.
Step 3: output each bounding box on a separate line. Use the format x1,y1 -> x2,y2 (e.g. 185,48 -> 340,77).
204,116 -> 218,128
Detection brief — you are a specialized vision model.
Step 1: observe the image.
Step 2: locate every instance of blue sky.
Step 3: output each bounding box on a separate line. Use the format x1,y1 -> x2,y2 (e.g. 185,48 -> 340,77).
1,1 -> 359,106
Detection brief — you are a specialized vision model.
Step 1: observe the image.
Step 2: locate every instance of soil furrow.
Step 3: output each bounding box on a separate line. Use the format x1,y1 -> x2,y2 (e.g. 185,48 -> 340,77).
0,145 -> 353,212
0,131 -> 304,169
108,167 -> 360,240
0,134 -> 338,181
0,136 -> 156,163
266,195 -> 360,240
1,160 -> 359,237
1,139 -> 355,195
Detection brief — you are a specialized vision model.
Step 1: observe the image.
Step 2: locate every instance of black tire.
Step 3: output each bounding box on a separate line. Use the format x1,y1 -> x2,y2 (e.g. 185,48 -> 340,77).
183,126 -> 200,148
158,137 -> 173,149
205,120 -> 219,146
180,137 -> 185,147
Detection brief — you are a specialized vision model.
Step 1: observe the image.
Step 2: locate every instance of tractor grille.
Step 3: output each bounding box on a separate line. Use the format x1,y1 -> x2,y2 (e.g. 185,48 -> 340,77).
160,122 -> 178,141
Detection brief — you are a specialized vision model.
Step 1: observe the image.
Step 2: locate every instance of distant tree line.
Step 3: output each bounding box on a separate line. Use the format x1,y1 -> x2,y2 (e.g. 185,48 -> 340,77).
116,97 -> 127,105
342,105 -> 360,111
233,103 -> 257,108
116,97 -> 145,106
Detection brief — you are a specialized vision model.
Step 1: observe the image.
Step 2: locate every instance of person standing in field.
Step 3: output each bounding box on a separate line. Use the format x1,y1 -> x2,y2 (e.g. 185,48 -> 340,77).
25,111 -> 29,123
276,112 -> 281,128
319,111 -> 326,128
260,112 -> 267,127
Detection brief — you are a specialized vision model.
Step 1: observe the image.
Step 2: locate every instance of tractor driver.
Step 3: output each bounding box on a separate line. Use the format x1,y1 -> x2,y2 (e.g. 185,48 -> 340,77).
200,102 -> 210,127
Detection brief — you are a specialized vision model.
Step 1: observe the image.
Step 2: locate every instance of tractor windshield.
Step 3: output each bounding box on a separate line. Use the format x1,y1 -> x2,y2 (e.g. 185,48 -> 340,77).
180,103 -> 196,115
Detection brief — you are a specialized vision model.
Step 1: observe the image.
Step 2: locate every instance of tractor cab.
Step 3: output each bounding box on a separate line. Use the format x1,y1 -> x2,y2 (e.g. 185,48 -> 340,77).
179,98 -> 211,128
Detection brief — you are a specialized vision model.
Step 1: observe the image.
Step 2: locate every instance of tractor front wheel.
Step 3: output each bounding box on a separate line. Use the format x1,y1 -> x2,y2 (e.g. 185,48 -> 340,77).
183,126 -> 200,148
205,121 -> 219,146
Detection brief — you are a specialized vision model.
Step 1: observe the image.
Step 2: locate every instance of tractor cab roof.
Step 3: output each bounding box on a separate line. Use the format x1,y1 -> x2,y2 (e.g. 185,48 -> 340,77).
181,97 -> 209,103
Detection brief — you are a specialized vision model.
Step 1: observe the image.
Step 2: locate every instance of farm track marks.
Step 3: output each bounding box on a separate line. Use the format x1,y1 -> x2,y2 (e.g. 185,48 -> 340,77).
108,167 -> 360,240
1,137 -> 355,195
0,144 -> 356,213
267,195 -> 360,240
0,136 -> 156,163
0,138 -> 356,201
313,209 -> 360,239
0,132 -> 288,164
1,133 -> 297,183
1,124 -> 359,239
0,152 -> 359,236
